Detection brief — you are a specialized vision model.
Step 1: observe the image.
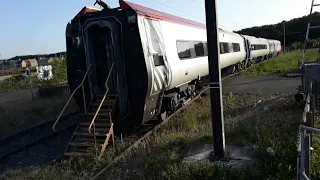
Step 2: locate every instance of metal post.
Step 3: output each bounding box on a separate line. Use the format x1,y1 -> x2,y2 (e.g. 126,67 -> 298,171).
307,111 -> 313,147
300,127 -> 306,179
204,0 -> 225,158
283,25 -> 286,53
0,54 -> 3,71
26,67 -> 34,98
305,134 -> 311,178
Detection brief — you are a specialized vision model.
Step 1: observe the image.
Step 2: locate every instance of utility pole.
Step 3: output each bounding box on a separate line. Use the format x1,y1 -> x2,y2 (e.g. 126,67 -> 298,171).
204,0 -> 225,158
0,53 -> 4,71
283,25 -> 286,53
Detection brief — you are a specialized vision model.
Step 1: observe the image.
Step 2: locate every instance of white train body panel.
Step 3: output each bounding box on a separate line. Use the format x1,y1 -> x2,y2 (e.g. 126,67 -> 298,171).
159,20 -> 208,89
144,18 -> 247,90
259,38 -> 270,56
243,35 -> 269,59
268,40 -> 275,54
218,29 -> 247,68
274,40 -> 282,53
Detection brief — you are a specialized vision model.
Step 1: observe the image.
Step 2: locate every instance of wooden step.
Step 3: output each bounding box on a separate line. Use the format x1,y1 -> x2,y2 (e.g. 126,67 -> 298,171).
91,101 -> 114,106
70,148 -> 95,153
73,138 -> 106,143
73,132 -> 107,137
87,112 -> 109,116
64,152 -> 92,157
88,109 -> 111,113
79,122 -> 110,127
78,127 -> 110,133
68,142 -> 95,147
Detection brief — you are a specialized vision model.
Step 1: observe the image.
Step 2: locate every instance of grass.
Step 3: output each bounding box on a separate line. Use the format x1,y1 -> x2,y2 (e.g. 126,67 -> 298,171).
0,59 -> 67,93
0,75 -> 12,81
0,95 -> 78,137
240,48 -> 319,76
0,93 -> 309,179
99,93 -> 304,180
312,116 -> 320,178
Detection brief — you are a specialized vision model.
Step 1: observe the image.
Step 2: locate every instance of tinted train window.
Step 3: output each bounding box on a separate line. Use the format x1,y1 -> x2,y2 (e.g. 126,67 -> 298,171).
220,42 -> 230,54
252,44 -> 267,50
194,41 -> 205,57
232,43 -> 240,52
177,41 -> 191,59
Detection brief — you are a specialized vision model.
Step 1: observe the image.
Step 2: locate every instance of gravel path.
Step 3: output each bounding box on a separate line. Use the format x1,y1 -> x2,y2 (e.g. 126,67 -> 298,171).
223,75 -> 300,93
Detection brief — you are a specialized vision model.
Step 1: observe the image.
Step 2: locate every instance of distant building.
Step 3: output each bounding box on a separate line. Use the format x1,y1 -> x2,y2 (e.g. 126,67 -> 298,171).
21,59 -> 38,68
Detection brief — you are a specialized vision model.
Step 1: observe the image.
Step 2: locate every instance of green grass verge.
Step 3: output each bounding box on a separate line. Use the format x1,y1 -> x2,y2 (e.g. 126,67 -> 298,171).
0,93 -> 309,179
0,95 -> 78,137
240,49 -> 318,76
99,93 -> 304,180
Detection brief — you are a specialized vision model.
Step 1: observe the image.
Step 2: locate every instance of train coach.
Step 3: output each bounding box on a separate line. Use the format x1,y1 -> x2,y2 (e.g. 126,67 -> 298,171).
65,0 -> 282,130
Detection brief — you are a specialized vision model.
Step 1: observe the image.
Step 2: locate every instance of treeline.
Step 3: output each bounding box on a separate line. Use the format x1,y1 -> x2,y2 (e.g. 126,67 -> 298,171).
236,12 -> 320,47
8,51 -> 66,60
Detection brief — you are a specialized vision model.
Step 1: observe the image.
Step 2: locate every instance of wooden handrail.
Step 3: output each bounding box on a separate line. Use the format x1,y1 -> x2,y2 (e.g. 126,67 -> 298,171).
52,64 -> 93,131
88,63 -> 115,133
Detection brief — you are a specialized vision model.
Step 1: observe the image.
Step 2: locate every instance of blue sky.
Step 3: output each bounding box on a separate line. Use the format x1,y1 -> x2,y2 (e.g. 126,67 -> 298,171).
0,0 -> 314,59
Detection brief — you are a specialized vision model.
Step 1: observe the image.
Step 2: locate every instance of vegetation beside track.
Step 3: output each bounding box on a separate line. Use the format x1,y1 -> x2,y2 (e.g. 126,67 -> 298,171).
0,95 -> 78,137
0,92 -> 308,180
99,92 -> 305,179
0,59 -> 67,93
240,49 -> 318,76
312,116 -> 320,178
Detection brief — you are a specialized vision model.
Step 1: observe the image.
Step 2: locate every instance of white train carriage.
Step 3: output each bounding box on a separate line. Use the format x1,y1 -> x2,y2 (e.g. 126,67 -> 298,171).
66,0 -> 282,130
268,40 -> 276,58
259,38 -> 270,59
274,40 -> 282,55
243,35 -> 269,63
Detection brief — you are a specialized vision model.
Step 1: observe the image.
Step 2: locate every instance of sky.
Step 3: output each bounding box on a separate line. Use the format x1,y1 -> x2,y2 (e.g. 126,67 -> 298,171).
0,0 -> 315,59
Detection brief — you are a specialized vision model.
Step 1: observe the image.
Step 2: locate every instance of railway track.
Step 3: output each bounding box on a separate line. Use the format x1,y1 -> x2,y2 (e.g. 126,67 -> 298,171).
0,112 -> 79,161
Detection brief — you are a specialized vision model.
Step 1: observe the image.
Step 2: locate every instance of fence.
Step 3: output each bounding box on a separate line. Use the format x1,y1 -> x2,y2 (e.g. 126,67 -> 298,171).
297,81 -> 319,180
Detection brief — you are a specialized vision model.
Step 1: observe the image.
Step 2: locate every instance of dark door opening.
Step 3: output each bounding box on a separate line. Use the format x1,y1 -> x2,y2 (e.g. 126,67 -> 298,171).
90,25 -> 117,95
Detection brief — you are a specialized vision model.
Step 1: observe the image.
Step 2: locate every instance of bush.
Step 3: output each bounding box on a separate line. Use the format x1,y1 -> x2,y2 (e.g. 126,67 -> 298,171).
36,80 -> 69,98
0,58 -> 68,93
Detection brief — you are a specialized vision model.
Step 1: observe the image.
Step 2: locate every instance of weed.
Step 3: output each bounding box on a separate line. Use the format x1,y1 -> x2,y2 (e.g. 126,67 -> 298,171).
241,49 -> 318,76
226,92 -> 236,106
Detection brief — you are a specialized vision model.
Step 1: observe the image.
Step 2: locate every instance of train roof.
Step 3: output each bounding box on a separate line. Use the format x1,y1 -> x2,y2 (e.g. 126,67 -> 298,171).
120,0 -> 206,29
72,0 -> 231,31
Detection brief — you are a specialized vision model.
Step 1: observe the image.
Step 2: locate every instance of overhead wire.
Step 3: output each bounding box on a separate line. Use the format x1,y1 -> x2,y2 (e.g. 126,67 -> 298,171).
189,0 -> 249,30
148,0 -> 234,31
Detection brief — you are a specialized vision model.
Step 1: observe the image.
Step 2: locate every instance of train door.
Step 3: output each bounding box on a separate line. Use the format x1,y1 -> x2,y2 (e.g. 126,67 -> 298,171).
143,18 -> 171,120
143,18 -> 170,93
243,38 -> 251,67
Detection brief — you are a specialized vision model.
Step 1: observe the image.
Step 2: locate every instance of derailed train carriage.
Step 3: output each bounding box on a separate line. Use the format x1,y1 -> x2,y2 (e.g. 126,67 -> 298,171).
66,0 -> 282,130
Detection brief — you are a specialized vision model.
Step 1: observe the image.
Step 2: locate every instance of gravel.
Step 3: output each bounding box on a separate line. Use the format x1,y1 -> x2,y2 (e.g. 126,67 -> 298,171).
0,126 -> 76,174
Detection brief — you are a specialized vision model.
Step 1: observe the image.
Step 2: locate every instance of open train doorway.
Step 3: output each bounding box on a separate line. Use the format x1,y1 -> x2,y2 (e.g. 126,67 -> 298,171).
82,18 -> 129,122
83,21 -> 118,97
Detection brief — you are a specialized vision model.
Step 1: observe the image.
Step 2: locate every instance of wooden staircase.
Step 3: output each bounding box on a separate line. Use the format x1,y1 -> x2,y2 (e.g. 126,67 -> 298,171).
64,94 -> 117,158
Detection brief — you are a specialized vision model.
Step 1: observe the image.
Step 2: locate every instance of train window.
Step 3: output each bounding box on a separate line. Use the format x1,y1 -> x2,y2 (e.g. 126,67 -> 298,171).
232,43 -> 240,52
194,41 -> 205,57
220,42 -> 230,54
177,41 -> 191,59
